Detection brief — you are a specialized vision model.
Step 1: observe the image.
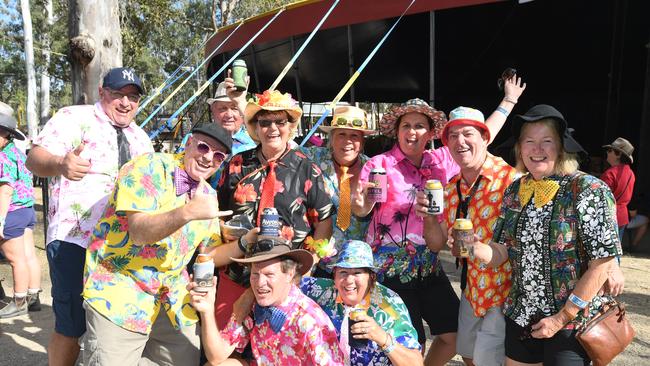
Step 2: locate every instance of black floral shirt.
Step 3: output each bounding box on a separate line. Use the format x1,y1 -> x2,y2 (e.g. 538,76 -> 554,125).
218,146 -> 334,285
493,172 -> 622,327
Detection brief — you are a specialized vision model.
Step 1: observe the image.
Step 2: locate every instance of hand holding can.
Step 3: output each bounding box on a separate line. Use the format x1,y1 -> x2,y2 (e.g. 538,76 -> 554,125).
424,179 -> 444,215
452,219 -> 473,258
367,168 -> 387,203
193,254 -> 215,292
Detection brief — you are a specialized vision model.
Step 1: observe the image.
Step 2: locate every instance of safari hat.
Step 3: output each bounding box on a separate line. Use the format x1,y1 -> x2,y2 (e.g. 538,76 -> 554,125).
602,137 -> 634,164
319,106 -> 375,135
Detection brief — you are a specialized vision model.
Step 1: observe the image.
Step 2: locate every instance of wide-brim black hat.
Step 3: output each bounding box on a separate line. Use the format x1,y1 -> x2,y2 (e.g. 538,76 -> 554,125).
511,104 -> 585,154
191,123 -> 233,153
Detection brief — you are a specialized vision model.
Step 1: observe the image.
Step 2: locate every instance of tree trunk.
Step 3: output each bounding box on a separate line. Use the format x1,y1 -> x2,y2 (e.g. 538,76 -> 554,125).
68,0 -> 122,105
40,0 -> 53,125
20,0 -> 38,140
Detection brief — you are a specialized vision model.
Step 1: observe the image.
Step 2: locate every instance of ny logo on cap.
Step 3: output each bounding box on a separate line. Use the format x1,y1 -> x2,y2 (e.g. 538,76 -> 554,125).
122,69 -> 135,82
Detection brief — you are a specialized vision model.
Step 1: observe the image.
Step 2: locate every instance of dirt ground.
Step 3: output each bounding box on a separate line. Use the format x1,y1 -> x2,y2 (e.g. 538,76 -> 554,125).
0,187 -> 648,365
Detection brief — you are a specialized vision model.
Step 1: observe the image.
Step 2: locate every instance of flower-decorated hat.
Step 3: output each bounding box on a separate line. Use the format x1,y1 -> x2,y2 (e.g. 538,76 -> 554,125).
319,106 -> 375,135
244,89 -> 303,143
329,240 -> 379,272
441,106 -> 490,146
379,98 -> 447,139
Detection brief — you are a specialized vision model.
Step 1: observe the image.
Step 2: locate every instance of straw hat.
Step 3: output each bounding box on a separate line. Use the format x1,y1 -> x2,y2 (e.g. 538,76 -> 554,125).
319,106 -> 375,135
379,98 -> 447,139
244,90 -> 302,143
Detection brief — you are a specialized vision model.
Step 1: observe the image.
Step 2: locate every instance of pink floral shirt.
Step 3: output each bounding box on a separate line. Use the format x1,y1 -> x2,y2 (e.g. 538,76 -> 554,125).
221,285 -> 345,366
33,103 -> 153,248
359,145 -> 459,283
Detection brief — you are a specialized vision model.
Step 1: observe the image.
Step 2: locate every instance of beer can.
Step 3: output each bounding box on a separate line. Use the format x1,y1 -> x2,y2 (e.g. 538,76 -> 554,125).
424,179 -> 444,215
452,219 -> 473,258
232,59 -> 248,92
259,207 -> 281,237
349,307 -> 369,348
367,168 -> 387,203
193,254 -> 215,292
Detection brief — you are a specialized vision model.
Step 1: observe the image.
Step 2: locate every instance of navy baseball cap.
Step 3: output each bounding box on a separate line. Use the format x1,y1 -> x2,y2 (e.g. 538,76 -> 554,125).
102,67 -> 144,95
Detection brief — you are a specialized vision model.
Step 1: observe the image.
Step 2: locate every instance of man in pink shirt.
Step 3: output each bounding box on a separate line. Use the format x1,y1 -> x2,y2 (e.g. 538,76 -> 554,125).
189,234 -> 345,365
27,67 -> 153,366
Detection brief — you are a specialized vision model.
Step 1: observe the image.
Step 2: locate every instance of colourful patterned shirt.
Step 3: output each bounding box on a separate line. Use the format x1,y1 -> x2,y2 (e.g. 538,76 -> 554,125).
217,147 -> 334,285
359,145 -> 459,283
0,141 -> 34,211
220,285 -> 345,366
82,152 -> 223,334
33,103 -> 153,247
443,154 -> 516,317
492,173 -> 622,327
300,277 -> 421,365
301,146 -> 370,270
210,126 -> 257,188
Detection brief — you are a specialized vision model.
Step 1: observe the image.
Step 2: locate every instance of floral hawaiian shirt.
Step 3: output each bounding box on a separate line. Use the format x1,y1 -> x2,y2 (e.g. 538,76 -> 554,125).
83,152 -> 223,334
220,285 -> 345,366
301,146 -> 370,270
359,145 -> 459,284
300,277 -> 420,365
492,173 -> 622,328
218,146 -> 334,285
443,155 -> 516,317
33,103 -> 153,247
0,141 -> 34,211
210,126 -> 257,188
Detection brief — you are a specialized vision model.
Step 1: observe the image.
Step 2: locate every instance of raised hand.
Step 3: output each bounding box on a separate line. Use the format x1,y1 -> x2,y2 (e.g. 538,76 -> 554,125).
60,143 -> 91,181
504,74 -> 527,102
186,179 -> 233,221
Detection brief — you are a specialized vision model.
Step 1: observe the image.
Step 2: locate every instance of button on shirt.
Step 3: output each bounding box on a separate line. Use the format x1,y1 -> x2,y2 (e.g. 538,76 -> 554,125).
359,145 -> 459,283
220,285 -> 345,366
443,154 -> 516,317
33,103 -> 153,248
83,152 -> 223,334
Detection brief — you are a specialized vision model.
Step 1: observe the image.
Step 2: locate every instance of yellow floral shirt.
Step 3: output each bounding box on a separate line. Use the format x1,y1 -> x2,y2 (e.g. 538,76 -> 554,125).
83,152 -> 222,334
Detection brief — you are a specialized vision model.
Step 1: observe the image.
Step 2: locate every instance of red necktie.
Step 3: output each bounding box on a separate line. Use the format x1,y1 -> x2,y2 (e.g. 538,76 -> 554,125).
257,160 -> 277,226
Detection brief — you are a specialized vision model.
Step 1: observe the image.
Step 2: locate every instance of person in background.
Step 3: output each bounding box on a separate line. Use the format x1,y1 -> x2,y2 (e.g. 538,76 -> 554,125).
468,105 -> 623,365
301,240 -> 422,365
0,112 -> 41,319
601,137 -> 635,241
301,106 -> 375,276
352,76 -> 526,365
26,67 -> 154,366
626,192 -> 649,252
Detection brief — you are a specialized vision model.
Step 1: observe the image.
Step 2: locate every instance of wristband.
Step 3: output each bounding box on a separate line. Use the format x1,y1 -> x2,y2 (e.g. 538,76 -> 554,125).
568,293 -> 589,309
503,97 -> 518,104
496,106 -> 510,117
380,333 -> 395,354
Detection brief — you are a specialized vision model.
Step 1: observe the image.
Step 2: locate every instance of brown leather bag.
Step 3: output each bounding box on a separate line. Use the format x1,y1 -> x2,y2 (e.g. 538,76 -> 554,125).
576,300 -> 635,366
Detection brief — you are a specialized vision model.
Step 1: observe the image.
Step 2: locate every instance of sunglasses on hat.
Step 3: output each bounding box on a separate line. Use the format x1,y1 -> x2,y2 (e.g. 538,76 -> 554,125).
196,141 -> 228,163
335,117 -> 364,127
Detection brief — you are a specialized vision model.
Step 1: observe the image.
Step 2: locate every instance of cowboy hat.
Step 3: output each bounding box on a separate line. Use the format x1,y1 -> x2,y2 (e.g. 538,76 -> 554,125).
379,98 -> 447,139
319,106 -> 375,135
231,237 -> 313,276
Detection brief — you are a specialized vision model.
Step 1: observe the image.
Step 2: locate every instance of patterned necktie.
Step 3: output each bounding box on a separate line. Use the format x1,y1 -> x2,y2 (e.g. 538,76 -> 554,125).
253,304 -> 287,333
114,125 -> 131,168
174,167 -> 199,197
519,177 -> 560,208
257,160 -> 277,226
336,165 -> 351,231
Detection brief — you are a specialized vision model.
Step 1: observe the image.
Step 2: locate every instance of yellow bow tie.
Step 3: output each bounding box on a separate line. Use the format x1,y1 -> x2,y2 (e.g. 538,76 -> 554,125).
518,177 -> 560,208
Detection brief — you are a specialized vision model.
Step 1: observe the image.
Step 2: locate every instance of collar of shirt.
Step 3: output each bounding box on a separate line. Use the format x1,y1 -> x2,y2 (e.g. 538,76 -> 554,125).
335,291 -> 371,311
384,143 -> 438,170
449,154 -> 506,188
94,102 -> 135,130
233,126 -> 255,145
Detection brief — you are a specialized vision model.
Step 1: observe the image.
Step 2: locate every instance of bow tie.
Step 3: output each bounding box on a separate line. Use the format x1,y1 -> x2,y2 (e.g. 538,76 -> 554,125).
254,304 -> 287,333
174,167 -> 199,197
519,177 -> 560,208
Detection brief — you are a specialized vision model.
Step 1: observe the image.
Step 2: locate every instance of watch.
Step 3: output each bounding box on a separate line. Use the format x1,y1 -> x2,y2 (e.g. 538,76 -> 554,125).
238,236 -> 249,254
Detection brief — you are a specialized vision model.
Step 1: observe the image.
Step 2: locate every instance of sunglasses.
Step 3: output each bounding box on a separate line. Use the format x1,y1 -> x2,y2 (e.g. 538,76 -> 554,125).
251,238 -> 291,255
335,117 -> 364,127
105,88 -> 141,103
257,119 -> 289,128
196,141 -> 228,162
497,67 -> 517,91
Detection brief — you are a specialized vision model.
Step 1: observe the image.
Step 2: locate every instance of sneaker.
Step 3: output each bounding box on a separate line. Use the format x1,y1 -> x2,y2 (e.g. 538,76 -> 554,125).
0,297 -> 28,319
27,292 -> 42,312
0,280 -> 5,300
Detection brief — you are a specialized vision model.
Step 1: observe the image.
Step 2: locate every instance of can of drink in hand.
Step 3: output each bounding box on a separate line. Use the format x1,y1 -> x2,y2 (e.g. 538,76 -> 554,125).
232,59 -> 248,92
453,219 -> 473,258
368,168 -> 387,203
349,307 -> 369,348
193,254 -> 215,292
424,179 -> 444,215
259,207 -> 281,237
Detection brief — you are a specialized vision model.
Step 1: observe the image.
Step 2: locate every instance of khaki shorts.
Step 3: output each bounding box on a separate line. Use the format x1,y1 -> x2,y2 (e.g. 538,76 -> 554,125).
82,301 -> 200,366
456,295 -> 506,366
